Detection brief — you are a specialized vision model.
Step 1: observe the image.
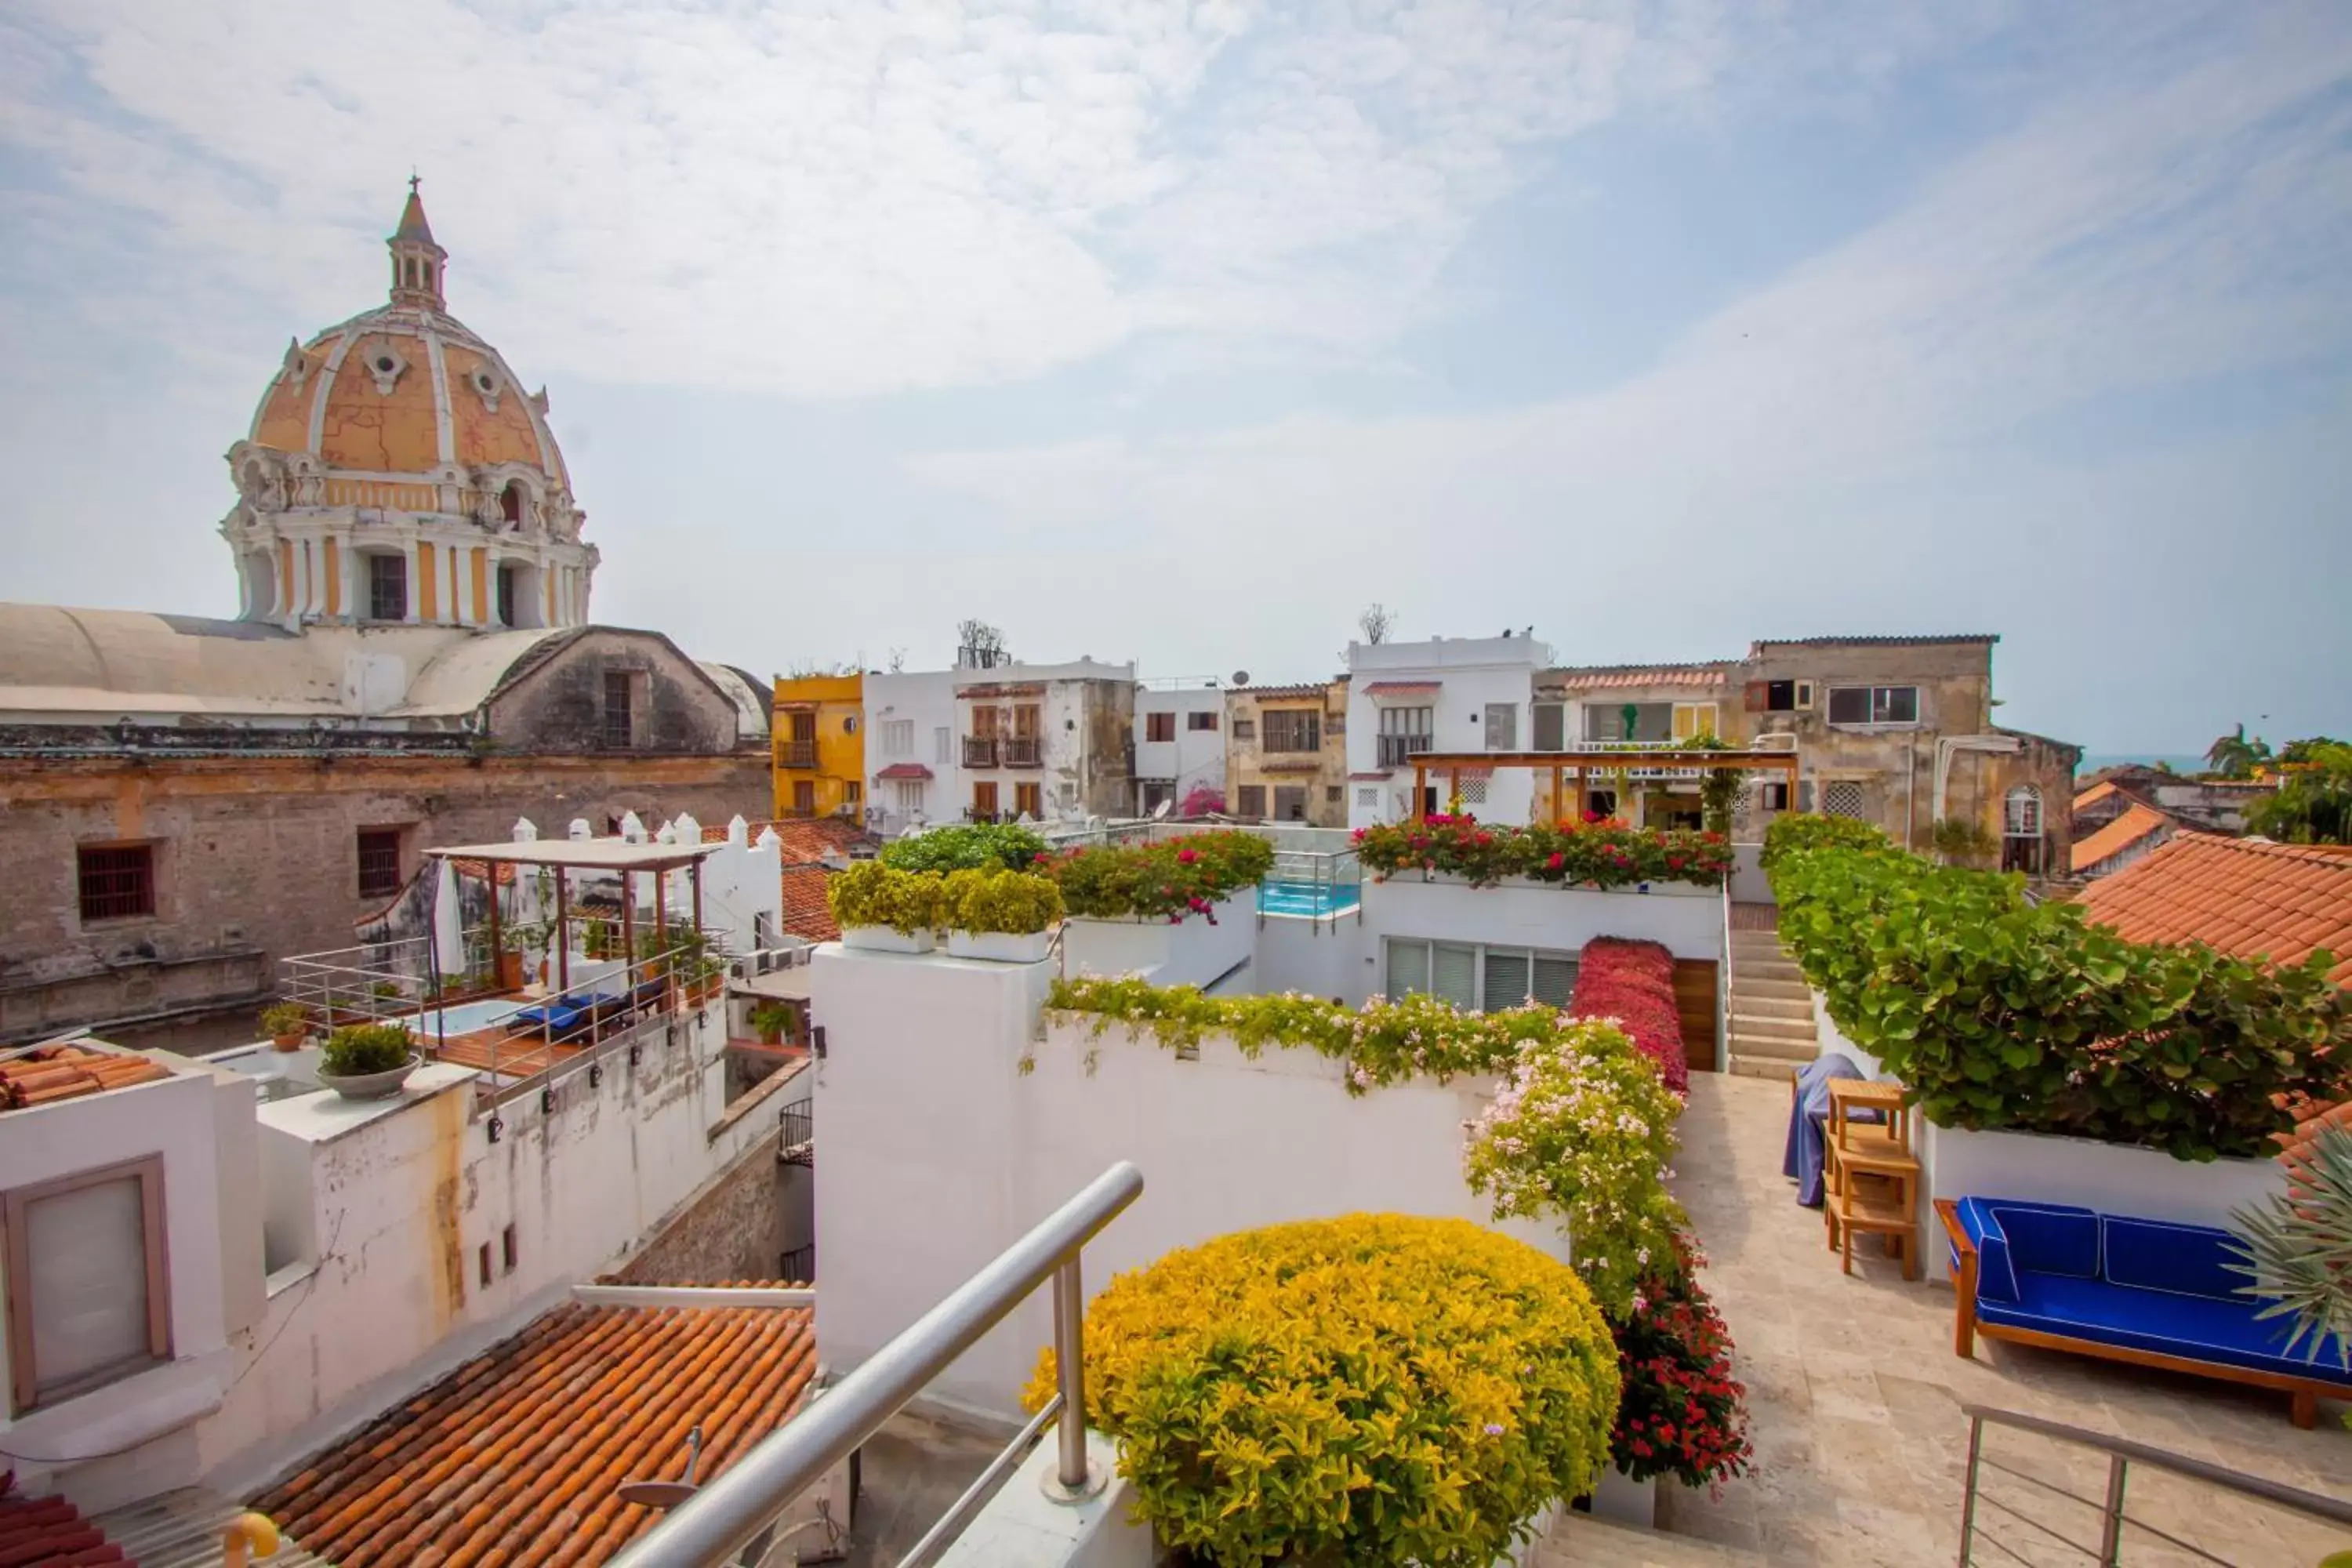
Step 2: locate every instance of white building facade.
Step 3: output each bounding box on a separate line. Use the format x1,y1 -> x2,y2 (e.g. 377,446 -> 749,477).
1345,633 -> 1552,829
863,670 -> 964,837
954,657 -> 1138,823
1133,681 -> 1227,816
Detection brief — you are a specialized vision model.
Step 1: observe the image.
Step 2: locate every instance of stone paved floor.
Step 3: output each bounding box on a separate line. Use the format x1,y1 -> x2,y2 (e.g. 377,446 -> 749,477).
1654,1073 -> 2351,1567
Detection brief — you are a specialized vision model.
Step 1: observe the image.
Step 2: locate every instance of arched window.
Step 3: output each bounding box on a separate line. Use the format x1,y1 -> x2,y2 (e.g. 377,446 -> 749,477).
500,482 -> 526,524
2002,785 -> 2045,874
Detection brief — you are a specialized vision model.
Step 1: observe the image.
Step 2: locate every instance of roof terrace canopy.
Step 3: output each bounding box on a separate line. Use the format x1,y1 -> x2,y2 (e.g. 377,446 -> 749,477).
426,840 -> 724,873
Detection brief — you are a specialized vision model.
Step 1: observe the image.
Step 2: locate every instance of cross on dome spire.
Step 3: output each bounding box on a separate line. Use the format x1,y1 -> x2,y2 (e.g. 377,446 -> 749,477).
388,176 -> 447,310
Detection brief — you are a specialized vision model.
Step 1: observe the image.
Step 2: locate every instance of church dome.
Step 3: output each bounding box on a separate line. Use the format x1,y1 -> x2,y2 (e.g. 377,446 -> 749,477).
243,184 -> 572,493
220,183 -> 597,633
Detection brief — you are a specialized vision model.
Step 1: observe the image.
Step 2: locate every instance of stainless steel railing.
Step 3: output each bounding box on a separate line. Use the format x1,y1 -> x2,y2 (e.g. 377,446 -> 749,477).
1956,1404 -> 2352,1566
607,1161 -> 1145,1568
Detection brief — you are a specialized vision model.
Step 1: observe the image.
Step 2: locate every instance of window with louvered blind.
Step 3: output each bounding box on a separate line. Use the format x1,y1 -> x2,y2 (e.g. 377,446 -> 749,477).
1481,950 -> 1529,1014
1430,943 -> 1477,1011
1532,955 -> 1578,1009
1386,939 -> 1579,1011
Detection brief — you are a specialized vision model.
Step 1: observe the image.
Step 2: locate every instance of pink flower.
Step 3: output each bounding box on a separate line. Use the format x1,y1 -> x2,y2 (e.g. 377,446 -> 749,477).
1546,852 -> 1565,870
1178,848 -> 1199,864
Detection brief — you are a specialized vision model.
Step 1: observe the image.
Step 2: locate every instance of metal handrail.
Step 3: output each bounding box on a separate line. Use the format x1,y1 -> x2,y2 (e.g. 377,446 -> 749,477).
1957,1404 -> 2352,1567
607,1161 -> 1146,1568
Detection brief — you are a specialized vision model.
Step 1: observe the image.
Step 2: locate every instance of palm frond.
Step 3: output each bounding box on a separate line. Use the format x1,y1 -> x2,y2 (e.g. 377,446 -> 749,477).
2225,1120 -> 2352,1370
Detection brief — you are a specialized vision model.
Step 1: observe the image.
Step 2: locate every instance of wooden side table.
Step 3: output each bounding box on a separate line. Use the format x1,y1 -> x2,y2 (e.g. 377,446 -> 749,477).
1823,1079 -> 1921,1279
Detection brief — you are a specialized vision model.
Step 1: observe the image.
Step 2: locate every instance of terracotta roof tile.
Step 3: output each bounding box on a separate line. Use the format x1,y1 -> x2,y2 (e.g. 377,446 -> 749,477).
0,1043 -> 172,1115
1543,662 -> 1733,691
255,1293 -> 816,1567
700,817 -> 875,866
2076,833 -> 2352,987
2070,804 -> 2180,873
2072,779 -> 2120,811
779,867 -> 840,942
0,1487 -> 129,1566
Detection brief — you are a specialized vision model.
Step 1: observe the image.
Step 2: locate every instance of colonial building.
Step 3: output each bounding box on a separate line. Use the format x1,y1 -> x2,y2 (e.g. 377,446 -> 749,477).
772,671 -> 866,820
0,187 -> 771,1047
1227,680 -> 1349,825
954,656 -> 1136,822
1134,679 -> 1228,817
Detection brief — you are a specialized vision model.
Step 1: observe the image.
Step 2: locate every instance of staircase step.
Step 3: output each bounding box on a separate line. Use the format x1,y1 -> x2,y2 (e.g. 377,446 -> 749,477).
1728,1012 -> 1814,1041
1730,1030 -> 1815,1058
1537,1512 -> 1765,1566
1727,1056 -> 1800,1081
1725,993 -> 1809,1020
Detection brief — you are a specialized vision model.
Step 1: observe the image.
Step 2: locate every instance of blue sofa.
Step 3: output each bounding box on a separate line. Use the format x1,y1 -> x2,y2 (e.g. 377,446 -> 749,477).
1939,1196 -> 2352,1428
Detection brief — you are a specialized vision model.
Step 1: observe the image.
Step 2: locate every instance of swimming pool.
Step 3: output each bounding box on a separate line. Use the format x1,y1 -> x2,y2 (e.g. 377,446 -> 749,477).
1257,879 -> 1363,918
404,998 -> 527,1038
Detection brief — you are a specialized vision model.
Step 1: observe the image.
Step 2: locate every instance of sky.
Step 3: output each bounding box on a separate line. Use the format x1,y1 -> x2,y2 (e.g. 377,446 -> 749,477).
2,1 -> 2348,756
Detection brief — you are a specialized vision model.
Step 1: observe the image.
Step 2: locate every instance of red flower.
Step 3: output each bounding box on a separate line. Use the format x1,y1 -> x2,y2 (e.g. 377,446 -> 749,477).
1178,848 -> 1199,864
1546,852 -> 1565,870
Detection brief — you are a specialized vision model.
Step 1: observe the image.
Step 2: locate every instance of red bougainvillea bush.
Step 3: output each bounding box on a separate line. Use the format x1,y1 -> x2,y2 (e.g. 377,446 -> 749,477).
1609,1233 -> 1751,1494
1570,938 -> 1689,1096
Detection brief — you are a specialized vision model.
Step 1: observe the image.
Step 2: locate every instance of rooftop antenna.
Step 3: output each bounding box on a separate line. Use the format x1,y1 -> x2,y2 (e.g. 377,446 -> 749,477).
619,1425 -> 702,1510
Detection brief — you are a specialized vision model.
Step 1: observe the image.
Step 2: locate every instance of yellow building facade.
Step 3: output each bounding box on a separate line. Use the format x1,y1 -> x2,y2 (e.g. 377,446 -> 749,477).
773,673 -> 866,820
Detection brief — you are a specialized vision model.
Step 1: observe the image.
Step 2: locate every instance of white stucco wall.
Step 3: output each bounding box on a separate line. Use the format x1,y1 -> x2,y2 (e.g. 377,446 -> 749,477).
1362,878 -> 1722,996
1134,686 -> 1226,808
812,946 -> 1570,1420
1345,635 -> 1550,829
0,1062 -> 249,1508
1061,894 -> 1256,990
866,670 -> 963,834
1256,913 -> 1372,1000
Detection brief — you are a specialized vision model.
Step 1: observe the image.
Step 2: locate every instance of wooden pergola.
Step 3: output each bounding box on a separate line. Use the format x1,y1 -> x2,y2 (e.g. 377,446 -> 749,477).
427,838 -> 722,993
1404,749 -> 1800,822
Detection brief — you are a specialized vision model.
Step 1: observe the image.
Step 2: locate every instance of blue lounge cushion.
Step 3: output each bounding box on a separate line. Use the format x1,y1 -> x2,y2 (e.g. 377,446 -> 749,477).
1977,1269 -> 2352,1388
1985,1201 -> 2100,1278
1953,1197 -> 2020,1303
2100,1215 -> 2241,1301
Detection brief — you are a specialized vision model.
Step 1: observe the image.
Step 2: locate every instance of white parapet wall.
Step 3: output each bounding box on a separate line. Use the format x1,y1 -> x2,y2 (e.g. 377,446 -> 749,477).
1061,891 -> 1256,989
811,943 -> 1568,1421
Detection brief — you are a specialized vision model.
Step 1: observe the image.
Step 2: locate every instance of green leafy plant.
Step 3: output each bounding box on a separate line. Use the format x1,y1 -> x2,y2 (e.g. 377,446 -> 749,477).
748,1001 -> 795,1044
1606,1232 -> 1751,1492
321,1022 -> 414,1076
825,861 -> 944,935
2245,741 -> 2352,844
368,980 -> 406,1001
1462,1014 -> 1687,1316
941,867 -> 1064,935
1045,830 -> 1276,921
2227,1121 -> 2352,1370
260,1002 -> 313,1039
880,822 -> 1051,874
1352,815 -> 1732,891
1022,1214 -> 1620,1567
1688,735 -> 1744,837
1755,811 -> 1889,871
1764,816 -> 2351,1160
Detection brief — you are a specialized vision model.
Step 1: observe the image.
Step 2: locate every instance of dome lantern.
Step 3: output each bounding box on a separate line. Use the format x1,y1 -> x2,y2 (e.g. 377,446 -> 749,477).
388,175 -> 448,311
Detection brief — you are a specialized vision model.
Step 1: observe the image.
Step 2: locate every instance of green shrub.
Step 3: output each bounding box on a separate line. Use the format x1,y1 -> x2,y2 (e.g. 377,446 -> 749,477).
1929,816 -> 1998,868
1757,811 -> 1889,871
825,862 -> 943,935
747,1002 -> 795,1042
941,867 -> 1065,935
1768,832 -> 2351,1160
259,1001 -> 312,1038
1047,830 -> 1275,921
880,822 -> 1050,874
321,1022 -> 414,1076
1024,1214 -> 1619,1566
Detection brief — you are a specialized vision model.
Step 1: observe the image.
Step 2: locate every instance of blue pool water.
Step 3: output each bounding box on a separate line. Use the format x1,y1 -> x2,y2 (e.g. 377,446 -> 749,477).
405,998 -> 525,1037
1258,879 -> 1363,918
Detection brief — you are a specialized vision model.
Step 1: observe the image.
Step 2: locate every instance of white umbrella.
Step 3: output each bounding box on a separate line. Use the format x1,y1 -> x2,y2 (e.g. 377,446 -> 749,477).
433,857 -> 466,983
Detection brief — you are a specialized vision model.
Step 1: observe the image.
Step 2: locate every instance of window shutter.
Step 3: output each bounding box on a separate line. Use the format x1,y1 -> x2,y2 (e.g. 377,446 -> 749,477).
1744,681 -> 1768,712
1387,939 -> 1429,1000
26,1176 -> 154,1401
1482,949 -> 1530,1012
1531,955 -> 1577,1009
1432,943 -> 1477,1011
1532,702 -> 1563,752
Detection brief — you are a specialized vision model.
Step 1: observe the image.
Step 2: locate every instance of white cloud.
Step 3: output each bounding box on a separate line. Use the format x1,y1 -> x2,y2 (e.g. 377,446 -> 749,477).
2,0 -> 1988,397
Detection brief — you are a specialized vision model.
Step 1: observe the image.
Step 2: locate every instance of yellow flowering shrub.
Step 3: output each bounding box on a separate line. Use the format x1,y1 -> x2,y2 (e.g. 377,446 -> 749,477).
1024,1214 -> 1619,1566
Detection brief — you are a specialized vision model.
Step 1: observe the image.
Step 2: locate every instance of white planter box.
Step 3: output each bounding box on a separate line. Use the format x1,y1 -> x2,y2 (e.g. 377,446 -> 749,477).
1063,892 -> 1254,989
841,926 -> 936,955
946,928 -> 1056,964
1588,1466 -> 1660,1529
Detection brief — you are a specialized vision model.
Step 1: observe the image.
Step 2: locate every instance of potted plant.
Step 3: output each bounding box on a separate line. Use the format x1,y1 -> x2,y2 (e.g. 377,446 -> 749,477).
260,1001 -> 313,1053
827,862 -> 943,954
942,868 -> 1065,962
317,1022 -> 422,1100
749,1001 -> 795,1045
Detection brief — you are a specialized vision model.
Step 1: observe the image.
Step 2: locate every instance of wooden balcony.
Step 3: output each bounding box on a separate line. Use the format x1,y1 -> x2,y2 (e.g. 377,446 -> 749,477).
779,739 -> 818,768
963,737 -> 999,768
1000,738 -> 1043,768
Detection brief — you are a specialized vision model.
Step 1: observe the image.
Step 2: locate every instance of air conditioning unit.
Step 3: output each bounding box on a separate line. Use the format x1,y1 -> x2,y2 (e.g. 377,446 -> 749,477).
1754,731 -> 1799,753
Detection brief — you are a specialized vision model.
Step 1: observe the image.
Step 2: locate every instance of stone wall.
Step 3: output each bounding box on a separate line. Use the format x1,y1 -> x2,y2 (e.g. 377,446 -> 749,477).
0,750 -> 768,1042
609,1123 -> 797,1284
485,626 -> 746,754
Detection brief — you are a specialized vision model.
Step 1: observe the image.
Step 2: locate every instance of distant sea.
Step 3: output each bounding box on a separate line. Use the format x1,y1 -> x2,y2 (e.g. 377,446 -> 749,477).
2078,753 -> 2205,775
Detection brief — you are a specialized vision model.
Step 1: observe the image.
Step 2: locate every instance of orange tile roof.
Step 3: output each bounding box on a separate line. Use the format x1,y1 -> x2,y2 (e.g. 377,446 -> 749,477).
700,817 -> 873,866
2072,779 -> 2121,812
779,867 -> 840,942
0,1044 -> 172,1114
2069,803 -> 2179,873
2075,833 -> 2352,988
256,1293 -> 815,1567
0,1485 -> 128,1565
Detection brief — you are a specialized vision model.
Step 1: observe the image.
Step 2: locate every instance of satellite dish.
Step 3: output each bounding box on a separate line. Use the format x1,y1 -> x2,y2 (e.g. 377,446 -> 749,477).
1152,799 -> 1174,821
1231,670 -> 1250,686
620,1427 -> 702,1511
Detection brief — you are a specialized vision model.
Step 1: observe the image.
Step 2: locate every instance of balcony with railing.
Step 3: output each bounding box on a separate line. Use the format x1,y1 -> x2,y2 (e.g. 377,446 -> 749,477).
963,736 -> 1000,768
1000,737 -> 1042,768
779,738 -> 818,768
1375,734 -> 1432,768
